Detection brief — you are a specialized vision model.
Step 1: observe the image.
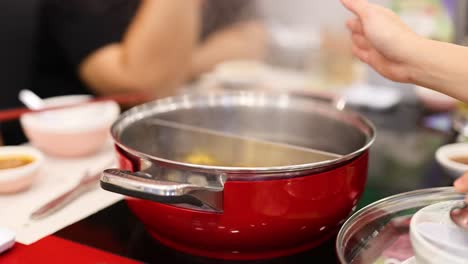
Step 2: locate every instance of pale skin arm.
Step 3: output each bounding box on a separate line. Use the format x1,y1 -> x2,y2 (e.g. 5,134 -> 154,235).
341,0 -> 468,200
189,20 -> 268,79
341,0 -> 468,103
79,0 -> 202,98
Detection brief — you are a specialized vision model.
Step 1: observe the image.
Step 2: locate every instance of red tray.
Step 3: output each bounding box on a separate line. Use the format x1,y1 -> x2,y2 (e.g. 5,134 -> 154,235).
1,236 -> 140,264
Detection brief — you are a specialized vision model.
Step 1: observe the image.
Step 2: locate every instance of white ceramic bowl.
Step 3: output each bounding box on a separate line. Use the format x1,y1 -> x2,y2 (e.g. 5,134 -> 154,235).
0,146 -> 44,194
436,143 -> 468,179
410,201 -> 468,264
20,95 -> 120,157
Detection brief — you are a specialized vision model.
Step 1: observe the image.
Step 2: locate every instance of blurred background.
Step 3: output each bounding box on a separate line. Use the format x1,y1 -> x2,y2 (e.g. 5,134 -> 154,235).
2,1 -> 468,263
0,0 -> 467,144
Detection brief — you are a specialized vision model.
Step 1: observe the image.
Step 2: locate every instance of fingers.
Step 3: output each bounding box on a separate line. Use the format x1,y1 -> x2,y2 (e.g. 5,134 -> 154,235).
455,173 -> 468,193
454,173 -> 468,203
347,17 -> 370,60
348,18 -> 369,51
351,45 -> 369,63
341,0 -> 369,18
352,33 -> 370,50
346,18 -> 364,35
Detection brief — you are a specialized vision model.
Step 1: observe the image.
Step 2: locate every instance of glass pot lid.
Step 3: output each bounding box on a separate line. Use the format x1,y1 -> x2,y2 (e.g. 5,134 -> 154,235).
336,187 -> 466,264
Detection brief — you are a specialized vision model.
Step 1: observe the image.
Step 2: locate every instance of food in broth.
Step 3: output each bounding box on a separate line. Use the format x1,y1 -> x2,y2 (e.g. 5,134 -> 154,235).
183,152 -> 249,167
184,152 -> 219,166
450,155 -> 468,165
0,155 -> 35,170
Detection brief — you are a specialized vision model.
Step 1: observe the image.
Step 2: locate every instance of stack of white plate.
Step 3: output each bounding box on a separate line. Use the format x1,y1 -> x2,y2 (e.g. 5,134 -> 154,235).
410,201 -> 468,264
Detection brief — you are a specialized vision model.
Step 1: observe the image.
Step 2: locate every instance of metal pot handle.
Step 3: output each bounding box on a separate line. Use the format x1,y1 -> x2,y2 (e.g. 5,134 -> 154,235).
101,169 -> 226,212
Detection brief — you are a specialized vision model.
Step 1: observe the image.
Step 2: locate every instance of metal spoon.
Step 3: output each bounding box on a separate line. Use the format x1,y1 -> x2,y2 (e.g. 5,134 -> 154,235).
450,203 -> 468,231
30,170 -> 96,220
30,161 -> 115,220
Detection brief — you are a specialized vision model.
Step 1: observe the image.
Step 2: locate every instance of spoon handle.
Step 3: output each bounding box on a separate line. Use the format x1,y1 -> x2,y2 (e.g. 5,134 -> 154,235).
29,172 -> 98,221
19,89 -> 45,110
0,92 -> 152,122
29,161 -> 115,220
30,181 -> 94,220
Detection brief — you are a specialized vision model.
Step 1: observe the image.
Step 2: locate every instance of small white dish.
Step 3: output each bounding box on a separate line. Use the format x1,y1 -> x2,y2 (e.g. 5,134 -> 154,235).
0,146 -> 44,194
410,201 -> 468,264
436,143 -> 468,179
343,84 -> 402,110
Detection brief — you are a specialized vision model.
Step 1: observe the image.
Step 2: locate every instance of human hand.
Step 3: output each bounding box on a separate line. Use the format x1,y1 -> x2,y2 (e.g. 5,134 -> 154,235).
341,0 -> 423,83
455,173 -> 468,203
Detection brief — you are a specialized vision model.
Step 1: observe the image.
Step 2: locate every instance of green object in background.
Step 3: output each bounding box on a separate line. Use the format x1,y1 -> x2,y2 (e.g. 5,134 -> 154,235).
357,187 -> 387,210
391,0 -> 454,42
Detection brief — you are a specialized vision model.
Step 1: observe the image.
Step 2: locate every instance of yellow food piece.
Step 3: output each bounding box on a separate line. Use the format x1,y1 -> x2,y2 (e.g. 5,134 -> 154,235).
184,152 -> 219,166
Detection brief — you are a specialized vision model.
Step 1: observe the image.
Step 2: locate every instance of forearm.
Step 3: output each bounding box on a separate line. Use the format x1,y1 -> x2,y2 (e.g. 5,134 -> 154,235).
81,0 -> 202,97
409,38 -> 468,103
122,0 -> 200,83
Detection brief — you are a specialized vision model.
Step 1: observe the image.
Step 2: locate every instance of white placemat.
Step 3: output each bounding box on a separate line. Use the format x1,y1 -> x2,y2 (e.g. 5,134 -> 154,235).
0,142 -> 123,245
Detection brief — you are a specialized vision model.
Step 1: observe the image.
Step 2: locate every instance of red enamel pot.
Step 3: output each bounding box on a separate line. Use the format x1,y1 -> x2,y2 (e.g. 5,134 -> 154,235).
101,92 -> 375,260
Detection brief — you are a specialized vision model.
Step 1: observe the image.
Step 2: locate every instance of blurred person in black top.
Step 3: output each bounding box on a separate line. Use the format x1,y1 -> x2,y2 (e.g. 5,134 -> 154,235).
1,0 -> 267,145
34,0 -> 265,98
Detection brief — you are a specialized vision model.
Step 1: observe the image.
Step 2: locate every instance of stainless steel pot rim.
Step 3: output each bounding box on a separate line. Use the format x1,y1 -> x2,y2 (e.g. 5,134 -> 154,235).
335,187 -> 465,264
111,91 -> 376,176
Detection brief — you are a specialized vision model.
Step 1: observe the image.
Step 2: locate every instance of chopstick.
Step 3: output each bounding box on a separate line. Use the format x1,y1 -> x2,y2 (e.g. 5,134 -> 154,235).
0,92 -> 152,122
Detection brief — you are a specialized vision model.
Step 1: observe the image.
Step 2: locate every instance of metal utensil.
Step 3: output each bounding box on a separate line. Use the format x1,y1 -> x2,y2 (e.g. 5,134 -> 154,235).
30,162 -> 114,220
450,203 -> 468,231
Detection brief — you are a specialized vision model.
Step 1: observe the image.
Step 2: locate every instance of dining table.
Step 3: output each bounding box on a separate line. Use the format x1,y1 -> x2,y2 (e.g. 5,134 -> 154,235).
0,85 -> 457,264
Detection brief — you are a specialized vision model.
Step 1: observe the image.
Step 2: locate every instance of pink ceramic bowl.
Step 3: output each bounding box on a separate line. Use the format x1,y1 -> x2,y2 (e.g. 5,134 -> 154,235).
20,95 -> 120,158
0,146 -> 44,194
